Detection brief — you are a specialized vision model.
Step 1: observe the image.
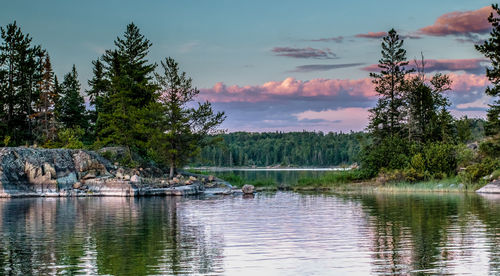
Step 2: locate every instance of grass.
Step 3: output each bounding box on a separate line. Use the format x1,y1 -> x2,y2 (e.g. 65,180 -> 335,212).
294,172 -> 486,193
377,177 -> 485,193
293,170 -> 368,190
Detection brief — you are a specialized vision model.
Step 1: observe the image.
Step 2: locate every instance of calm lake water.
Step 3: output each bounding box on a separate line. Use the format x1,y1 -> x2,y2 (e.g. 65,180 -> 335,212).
0,192 -> 499,275
199,168 -> 341,185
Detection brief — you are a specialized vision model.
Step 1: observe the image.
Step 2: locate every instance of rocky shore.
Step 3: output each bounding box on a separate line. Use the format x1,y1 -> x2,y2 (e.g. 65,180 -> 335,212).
0,147 -> 235,198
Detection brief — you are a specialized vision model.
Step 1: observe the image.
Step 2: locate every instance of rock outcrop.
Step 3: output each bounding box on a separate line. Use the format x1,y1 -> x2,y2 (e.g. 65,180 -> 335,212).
476,179 -> 500,194
0,147 -> 202,197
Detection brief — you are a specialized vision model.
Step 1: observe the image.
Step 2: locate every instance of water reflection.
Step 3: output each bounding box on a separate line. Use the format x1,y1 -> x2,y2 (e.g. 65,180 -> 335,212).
0,193 -> 497,275
352,193 -> 500,275
0,197 -> 223,275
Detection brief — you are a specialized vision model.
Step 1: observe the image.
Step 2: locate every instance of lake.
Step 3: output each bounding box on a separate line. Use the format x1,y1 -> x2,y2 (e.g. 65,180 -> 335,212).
192,167 -> 345,186
0,192 -> 498,275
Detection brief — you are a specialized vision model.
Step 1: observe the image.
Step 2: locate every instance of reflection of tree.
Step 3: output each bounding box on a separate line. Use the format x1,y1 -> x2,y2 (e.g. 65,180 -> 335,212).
355,193 -> 478,274
466,195 -> 500,274
0,197 -> 223,275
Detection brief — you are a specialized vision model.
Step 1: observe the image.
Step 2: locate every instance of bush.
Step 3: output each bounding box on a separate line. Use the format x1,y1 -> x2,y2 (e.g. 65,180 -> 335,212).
479,139 -> 500,157
459,157 -> 500,184
360,135 -> 411,177
455,144 -> 475,168
423,142 -> 456,176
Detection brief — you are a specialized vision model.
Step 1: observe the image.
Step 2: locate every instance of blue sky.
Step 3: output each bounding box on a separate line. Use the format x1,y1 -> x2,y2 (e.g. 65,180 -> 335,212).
0,0 -> 496,132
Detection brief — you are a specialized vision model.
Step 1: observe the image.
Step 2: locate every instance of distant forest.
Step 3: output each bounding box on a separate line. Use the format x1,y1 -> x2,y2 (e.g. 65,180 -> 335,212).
192,118 -> 486,167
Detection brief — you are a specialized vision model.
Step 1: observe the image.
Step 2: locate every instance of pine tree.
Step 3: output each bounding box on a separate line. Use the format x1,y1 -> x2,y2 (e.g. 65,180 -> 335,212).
368,29 -> 412,141
98,23 -> 158,156
0,21 -> 44,145
86,58 -> 108,137
475,4 -> 500,137
56,65 -> 87,130
151,57 -> 225,177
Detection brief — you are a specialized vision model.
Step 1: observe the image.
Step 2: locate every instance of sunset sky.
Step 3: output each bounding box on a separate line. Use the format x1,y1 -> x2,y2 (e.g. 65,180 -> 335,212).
1,0 -> 495,132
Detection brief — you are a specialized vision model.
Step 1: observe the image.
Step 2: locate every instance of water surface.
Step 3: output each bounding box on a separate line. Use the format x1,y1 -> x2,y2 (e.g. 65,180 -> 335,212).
0,192 -> 498,275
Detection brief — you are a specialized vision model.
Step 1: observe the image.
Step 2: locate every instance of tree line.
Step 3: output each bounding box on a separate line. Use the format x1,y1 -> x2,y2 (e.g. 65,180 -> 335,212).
0,22 -> 225,177
192,131 -> 366,167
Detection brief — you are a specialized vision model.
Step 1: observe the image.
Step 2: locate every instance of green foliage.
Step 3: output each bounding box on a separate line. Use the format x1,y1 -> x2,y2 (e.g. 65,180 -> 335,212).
475,4 -> 500,137
360,135 -> 411,177
455,144 -> 475,168
0,21 -> 45,145
97,23 -> 158,157
423,142 -> 456,177
479,139 -> 500,157
3,136 -> 10,147
56,127 -> 85,149
368,29 -> 412,141
459,157 -> 500,184
56,65 -> 87,130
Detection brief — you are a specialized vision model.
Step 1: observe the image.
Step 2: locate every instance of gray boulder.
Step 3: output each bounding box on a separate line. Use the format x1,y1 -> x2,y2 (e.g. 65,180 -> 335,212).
477,179 -> 500,194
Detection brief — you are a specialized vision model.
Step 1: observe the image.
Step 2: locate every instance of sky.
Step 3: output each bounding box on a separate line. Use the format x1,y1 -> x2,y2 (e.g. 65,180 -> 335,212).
0,0 -> 496,132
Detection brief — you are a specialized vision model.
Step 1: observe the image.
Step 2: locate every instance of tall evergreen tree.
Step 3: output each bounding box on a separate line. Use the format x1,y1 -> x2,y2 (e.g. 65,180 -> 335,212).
0,21 -> 44,144
98,23 -> 158,155
368,29 -> 412,141
86,58 -> 108,136
476,4 -> 500,137
56,65 -> 87,130
151,57 -> 225,177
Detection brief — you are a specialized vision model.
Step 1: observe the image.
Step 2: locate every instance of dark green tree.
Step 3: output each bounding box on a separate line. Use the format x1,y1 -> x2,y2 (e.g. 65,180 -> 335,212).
405,57 -> 452,144
86,58 -> 108,137
56,65 -> 87,130
476,4 -> 500,137
368,29 -> 412,141
0,21 -> 44,145
98,23 -> 158,157
151,57 -> 225,177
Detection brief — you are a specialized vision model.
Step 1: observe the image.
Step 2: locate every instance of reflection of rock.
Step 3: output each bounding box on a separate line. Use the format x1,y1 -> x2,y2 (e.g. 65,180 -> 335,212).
242,193 -> 255,199
476,180 -> 500,194
242,184 -> 255,194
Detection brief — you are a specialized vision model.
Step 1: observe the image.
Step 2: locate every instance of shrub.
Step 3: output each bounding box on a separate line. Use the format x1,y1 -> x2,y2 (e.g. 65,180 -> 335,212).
57,127 -> 85,149
458,157 -> 500,184
423,142 -> 456,176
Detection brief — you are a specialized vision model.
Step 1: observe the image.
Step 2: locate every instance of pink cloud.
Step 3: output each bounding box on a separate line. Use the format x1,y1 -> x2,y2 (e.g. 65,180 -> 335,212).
362,58 -> 487,74
448,72 -> 490,92
418,6 -> 494,36
199,77 -> 376,103
200,73 -> 490,104
355,31 -> 387,39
